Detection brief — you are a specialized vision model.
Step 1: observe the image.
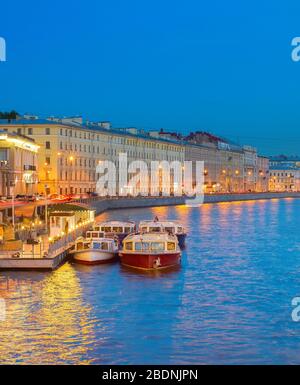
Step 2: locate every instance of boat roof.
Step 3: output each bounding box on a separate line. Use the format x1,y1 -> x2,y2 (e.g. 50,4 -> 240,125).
96,220 -> 135,227
139,221 -> 164,228
77,237 -> 116,242
139,220 -> 182,227
124,232 -> 178,242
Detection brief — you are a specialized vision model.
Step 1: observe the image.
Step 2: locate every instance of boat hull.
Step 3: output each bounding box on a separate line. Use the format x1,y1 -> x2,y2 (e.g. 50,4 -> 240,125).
72,250 -> 117,265
119,252 -> 181,270
177,234 -> 187,249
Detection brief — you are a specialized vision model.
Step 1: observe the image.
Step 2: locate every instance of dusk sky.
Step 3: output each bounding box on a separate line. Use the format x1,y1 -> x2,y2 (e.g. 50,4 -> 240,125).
1,0 -> 300,155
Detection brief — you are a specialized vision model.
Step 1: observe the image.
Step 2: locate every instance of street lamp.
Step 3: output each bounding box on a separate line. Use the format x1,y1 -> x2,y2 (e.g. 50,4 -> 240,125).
10,178 -> 16,236
45,184 -> 48,233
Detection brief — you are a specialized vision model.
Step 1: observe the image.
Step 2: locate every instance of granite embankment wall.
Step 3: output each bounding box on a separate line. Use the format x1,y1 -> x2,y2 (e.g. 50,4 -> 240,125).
87,192 -> 300,215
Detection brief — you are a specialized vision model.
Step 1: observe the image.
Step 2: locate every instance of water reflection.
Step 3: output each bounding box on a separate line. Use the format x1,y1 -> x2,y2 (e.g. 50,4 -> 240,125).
0,264 -> 95,364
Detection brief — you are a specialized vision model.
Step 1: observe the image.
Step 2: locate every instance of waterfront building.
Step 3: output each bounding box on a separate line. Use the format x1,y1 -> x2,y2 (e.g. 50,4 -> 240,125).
269,166 -> 300,192
0,117 -> 185,195
184,132 -> 262,193
183,132 -> 269,193
0,116 -> 270,196
257,156 -> 269,192
269,155 -> 300,169
0,131 -> 39,196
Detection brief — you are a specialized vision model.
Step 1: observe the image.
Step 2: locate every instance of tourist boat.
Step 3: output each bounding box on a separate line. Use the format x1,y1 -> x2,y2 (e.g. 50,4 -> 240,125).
94,220 -> 136,242
139,218 -> 187,248
69,230 -> 119,265
119,232 -> 181,270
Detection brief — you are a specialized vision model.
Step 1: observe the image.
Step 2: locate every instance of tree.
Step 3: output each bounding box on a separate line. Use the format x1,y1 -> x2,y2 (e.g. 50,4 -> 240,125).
0,110 -> 19,120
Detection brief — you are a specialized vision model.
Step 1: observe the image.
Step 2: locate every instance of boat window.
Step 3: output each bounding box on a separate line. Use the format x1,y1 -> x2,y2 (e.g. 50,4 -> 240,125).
92,232 -> 98,238
177,227 -> 183,233
141,227 -> 148,232
94,226 -> 100,231
77,242 -> 84,250
104,227 -> 111,232
165,227 -> 174,233
113,226 -> 123,233
167,242 -> 176,251
135,242 -> 150,251
93,242 -> 101,249
125,242 -> 133,251
101,242 -> 109,251
86,232 -> 91,238
151,242 -> 165,251
142,242 -> 150,250
100,226 -> 105,231
83,243 -> 90,249
149,226 -> 161,233
124,227 -> 131,233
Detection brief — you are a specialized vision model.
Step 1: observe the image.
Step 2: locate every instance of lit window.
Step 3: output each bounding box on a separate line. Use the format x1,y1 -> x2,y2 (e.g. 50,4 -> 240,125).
125,242 -> 133,251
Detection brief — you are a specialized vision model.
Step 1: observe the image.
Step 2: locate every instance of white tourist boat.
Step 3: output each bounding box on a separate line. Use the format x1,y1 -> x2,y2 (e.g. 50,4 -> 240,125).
94,220 -> 136,242
139,218 -> 187,248
70,230 -> 119,265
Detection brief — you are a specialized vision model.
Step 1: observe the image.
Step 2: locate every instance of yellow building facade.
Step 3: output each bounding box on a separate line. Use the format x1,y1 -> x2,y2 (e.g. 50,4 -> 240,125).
0,131 -> 39,196
0,119 -> 185,195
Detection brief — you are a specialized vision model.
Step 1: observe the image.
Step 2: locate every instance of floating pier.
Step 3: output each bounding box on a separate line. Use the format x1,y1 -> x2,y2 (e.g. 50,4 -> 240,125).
0,203 -> 95,270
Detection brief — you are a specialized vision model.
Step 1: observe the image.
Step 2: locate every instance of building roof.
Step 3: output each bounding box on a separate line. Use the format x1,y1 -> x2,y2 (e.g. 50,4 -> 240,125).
270,165 -> 300,171
0,118 -> 184,147
269,155 -> 300,161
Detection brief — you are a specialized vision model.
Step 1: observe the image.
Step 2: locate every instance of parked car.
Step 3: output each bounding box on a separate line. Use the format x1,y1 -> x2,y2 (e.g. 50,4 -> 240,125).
15,194 -> 26,201
26,195 -> 36,202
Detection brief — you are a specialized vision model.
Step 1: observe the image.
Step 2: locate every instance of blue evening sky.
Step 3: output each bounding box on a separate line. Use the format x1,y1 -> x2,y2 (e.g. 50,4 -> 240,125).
1,0 -> 300,155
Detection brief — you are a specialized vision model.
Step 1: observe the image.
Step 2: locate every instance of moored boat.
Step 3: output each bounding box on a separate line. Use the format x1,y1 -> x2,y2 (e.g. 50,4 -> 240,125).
119,232 -> 181,270
139,219 -> 187,248
69,230 -> 119,265
94,220 -> 136,242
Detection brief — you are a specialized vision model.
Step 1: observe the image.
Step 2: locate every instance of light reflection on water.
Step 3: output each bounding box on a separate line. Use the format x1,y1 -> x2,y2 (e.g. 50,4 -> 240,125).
1,199 -> 300,364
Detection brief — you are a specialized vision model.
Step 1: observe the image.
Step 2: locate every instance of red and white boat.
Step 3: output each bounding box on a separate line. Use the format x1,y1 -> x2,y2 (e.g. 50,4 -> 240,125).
119,232 -> 181,270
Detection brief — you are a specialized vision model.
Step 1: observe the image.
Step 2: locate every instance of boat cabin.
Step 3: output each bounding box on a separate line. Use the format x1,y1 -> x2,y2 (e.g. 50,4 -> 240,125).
139,220 -> 184,235
122,233 -> 178,253
74,237 -> 118,252
94,221 -> 135,234
85,230 -> 105,239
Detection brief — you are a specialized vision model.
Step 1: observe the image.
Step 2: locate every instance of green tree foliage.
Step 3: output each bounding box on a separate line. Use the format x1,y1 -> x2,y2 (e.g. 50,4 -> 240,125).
0,110 -> 19,119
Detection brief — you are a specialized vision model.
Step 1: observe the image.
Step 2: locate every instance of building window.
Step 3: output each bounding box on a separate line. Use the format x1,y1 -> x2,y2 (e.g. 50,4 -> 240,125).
28,128 -> 33,135
45,127 -> 50,135
45,157 -> 50,165
17,128 -> 22,135
45,141 -> 50,149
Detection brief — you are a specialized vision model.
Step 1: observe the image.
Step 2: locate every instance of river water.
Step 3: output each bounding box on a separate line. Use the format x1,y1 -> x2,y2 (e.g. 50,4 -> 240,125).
1,198 -> 300,364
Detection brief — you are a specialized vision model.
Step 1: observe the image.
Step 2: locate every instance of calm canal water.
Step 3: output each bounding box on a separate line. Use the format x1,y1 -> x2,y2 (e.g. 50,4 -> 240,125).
1,198 -> 300,364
